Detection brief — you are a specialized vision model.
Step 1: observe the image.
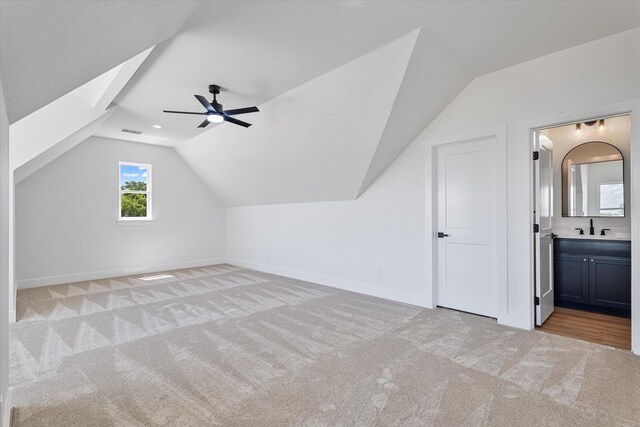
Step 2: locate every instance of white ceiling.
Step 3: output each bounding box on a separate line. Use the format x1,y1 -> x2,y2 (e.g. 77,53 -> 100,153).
0,0 -> 201,123
98,1 -> 640,147
3,1 -> 640,206
175,31 -> 417,206
11,48 -> 153,182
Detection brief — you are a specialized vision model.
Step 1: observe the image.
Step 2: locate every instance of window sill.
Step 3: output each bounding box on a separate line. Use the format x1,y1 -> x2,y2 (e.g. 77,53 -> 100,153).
117,218 -> 154,226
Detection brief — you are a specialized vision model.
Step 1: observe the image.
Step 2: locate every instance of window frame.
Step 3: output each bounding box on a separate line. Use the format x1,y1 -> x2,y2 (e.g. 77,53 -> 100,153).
118,161 -> 152,221
597,181 -> 624,216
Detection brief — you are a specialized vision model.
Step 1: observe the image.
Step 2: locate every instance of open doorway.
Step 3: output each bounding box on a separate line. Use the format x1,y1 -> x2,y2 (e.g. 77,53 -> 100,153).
533,114 -> 632,350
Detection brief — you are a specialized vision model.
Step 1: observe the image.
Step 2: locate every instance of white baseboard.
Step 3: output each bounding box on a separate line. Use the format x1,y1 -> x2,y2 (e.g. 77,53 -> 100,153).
227,258 -> 430,308
1,387 -> 12,427
17,258 -> 227,289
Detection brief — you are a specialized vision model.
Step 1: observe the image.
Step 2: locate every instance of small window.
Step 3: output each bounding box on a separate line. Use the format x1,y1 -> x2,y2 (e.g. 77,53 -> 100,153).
119,162 -> 152,220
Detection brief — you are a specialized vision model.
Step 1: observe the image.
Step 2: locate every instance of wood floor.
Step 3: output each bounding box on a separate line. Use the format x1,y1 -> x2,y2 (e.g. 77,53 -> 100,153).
537,307 -> 631,350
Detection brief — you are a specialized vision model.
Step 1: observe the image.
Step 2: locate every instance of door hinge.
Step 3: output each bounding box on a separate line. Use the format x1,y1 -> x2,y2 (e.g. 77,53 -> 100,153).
532,151 -> 539,160
534,296 -> 540,306
533,224 -> 540,233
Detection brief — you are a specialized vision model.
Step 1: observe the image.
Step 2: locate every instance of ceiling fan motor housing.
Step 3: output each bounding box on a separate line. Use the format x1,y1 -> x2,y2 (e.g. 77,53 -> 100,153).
209,84 -> 223,110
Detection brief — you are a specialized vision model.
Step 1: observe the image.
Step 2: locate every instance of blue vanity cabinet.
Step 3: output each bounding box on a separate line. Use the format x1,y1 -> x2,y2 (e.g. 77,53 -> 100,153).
554,238 -> 631,316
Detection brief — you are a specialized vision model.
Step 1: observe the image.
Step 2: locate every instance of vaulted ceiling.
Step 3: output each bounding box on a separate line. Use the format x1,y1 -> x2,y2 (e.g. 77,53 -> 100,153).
0,0 -> 200,123
2,1 -> 640,206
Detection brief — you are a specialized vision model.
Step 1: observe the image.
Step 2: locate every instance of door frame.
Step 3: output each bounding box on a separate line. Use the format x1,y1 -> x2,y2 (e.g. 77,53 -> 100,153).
424,126 -> 508,320
519,99 -> 640,355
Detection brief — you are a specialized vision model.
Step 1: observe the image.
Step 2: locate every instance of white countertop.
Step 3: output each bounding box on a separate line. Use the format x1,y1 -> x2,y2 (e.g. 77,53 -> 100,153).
555,233 -> 630,241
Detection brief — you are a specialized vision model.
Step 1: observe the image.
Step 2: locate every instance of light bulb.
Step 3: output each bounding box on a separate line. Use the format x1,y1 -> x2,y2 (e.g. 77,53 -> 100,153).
597,119 -> 605,131
575,123 -> 582,135
207,114 -> 224,124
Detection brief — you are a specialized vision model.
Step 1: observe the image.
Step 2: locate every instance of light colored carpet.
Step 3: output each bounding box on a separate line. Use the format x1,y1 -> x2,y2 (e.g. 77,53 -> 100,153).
9,264 -> 640,426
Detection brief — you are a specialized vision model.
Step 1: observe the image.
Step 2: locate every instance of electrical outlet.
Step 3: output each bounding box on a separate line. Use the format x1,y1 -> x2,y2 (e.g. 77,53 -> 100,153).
377,268 -> 383,278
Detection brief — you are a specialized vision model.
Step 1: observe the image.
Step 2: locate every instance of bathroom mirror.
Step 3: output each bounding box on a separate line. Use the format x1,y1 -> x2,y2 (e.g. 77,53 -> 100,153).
562,141 -> 624,217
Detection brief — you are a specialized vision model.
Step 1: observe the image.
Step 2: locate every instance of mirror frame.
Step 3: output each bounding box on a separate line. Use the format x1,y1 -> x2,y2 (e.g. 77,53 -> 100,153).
561,141 -> 625,218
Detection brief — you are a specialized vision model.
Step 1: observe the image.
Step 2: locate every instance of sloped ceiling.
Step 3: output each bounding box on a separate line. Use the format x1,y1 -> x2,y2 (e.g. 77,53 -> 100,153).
357,29 -> 476,196
10,48 -> 153,182
0,0 -> 201,123
96,1 -> 640,206
175,31 -> 418,206
3,1 -> 640,206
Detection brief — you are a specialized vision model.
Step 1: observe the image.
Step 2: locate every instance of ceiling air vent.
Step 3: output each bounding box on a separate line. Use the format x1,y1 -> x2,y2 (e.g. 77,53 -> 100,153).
121,128 -> 143,135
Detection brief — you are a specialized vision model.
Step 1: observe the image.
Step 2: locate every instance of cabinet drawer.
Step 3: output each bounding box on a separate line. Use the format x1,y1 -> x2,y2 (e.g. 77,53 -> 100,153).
554,239 -> 630,257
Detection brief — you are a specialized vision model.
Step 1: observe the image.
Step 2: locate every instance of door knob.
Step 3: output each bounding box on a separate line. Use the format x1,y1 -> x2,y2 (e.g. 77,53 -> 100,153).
437,232 -> 449,238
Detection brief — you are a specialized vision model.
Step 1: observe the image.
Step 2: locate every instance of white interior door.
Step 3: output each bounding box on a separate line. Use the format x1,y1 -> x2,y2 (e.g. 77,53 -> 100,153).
436,138 -> 498,317
534,133 -> 554,325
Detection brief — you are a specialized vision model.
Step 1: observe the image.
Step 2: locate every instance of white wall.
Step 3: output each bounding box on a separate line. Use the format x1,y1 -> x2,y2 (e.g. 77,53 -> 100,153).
225,28 -> 640,340
16,136 -> 226,288
424,27 -> 640,331
227,137 -> 427,305
0,81 -> 12,425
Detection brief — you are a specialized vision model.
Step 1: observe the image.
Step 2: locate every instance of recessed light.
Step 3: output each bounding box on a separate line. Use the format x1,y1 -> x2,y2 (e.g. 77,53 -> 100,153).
151,124 -> 162,129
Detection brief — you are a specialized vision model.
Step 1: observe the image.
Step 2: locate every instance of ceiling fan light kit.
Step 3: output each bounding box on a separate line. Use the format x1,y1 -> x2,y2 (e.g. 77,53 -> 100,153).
163,84 -> 259,128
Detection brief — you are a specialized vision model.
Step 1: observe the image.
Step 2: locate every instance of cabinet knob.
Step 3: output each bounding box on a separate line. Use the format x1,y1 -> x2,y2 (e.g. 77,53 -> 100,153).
590,259 -> 594,262
583,258 -> 587,262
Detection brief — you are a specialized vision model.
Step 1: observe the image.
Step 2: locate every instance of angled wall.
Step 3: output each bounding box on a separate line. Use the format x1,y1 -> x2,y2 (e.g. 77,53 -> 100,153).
0,0 -> 200,123
16,136 -> 226,288
176,30 -> 418,206
357,28 -> 474,195
225,29 -> 640,331
11,47 -> 153,182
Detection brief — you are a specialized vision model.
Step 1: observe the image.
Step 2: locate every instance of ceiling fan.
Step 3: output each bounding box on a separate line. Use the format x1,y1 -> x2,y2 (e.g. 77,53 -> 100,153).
163,84 -> 259,128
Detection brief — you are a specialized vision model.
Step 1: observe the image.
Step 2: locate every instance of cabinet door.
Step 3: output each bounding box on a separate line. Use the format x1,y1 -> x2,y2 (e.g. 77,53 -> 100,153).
588,256 -> 631,313
554,253 -> 589,305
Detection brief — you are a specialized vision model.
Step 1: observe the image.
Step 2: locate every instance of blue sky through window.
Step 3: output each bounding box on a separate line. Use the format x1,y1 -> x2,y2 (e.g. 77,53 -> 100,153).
120,164 -> 148,188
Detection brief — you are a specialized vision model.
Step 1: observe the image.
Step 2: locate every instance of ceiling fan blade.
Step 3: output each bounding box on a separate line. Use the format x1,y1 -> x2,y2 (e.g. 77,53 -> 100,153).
163,110 -> 207,115
194,94 -> 217,113
222,106 -> 259,116
224,116 -> 251,128
197,119 -> 210,128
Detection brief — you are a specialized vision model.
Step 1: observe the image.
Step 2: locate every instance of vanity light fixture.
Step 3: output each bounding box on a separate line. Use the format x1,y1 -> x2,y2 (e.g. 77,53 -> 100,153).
575,119 -> 605,136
